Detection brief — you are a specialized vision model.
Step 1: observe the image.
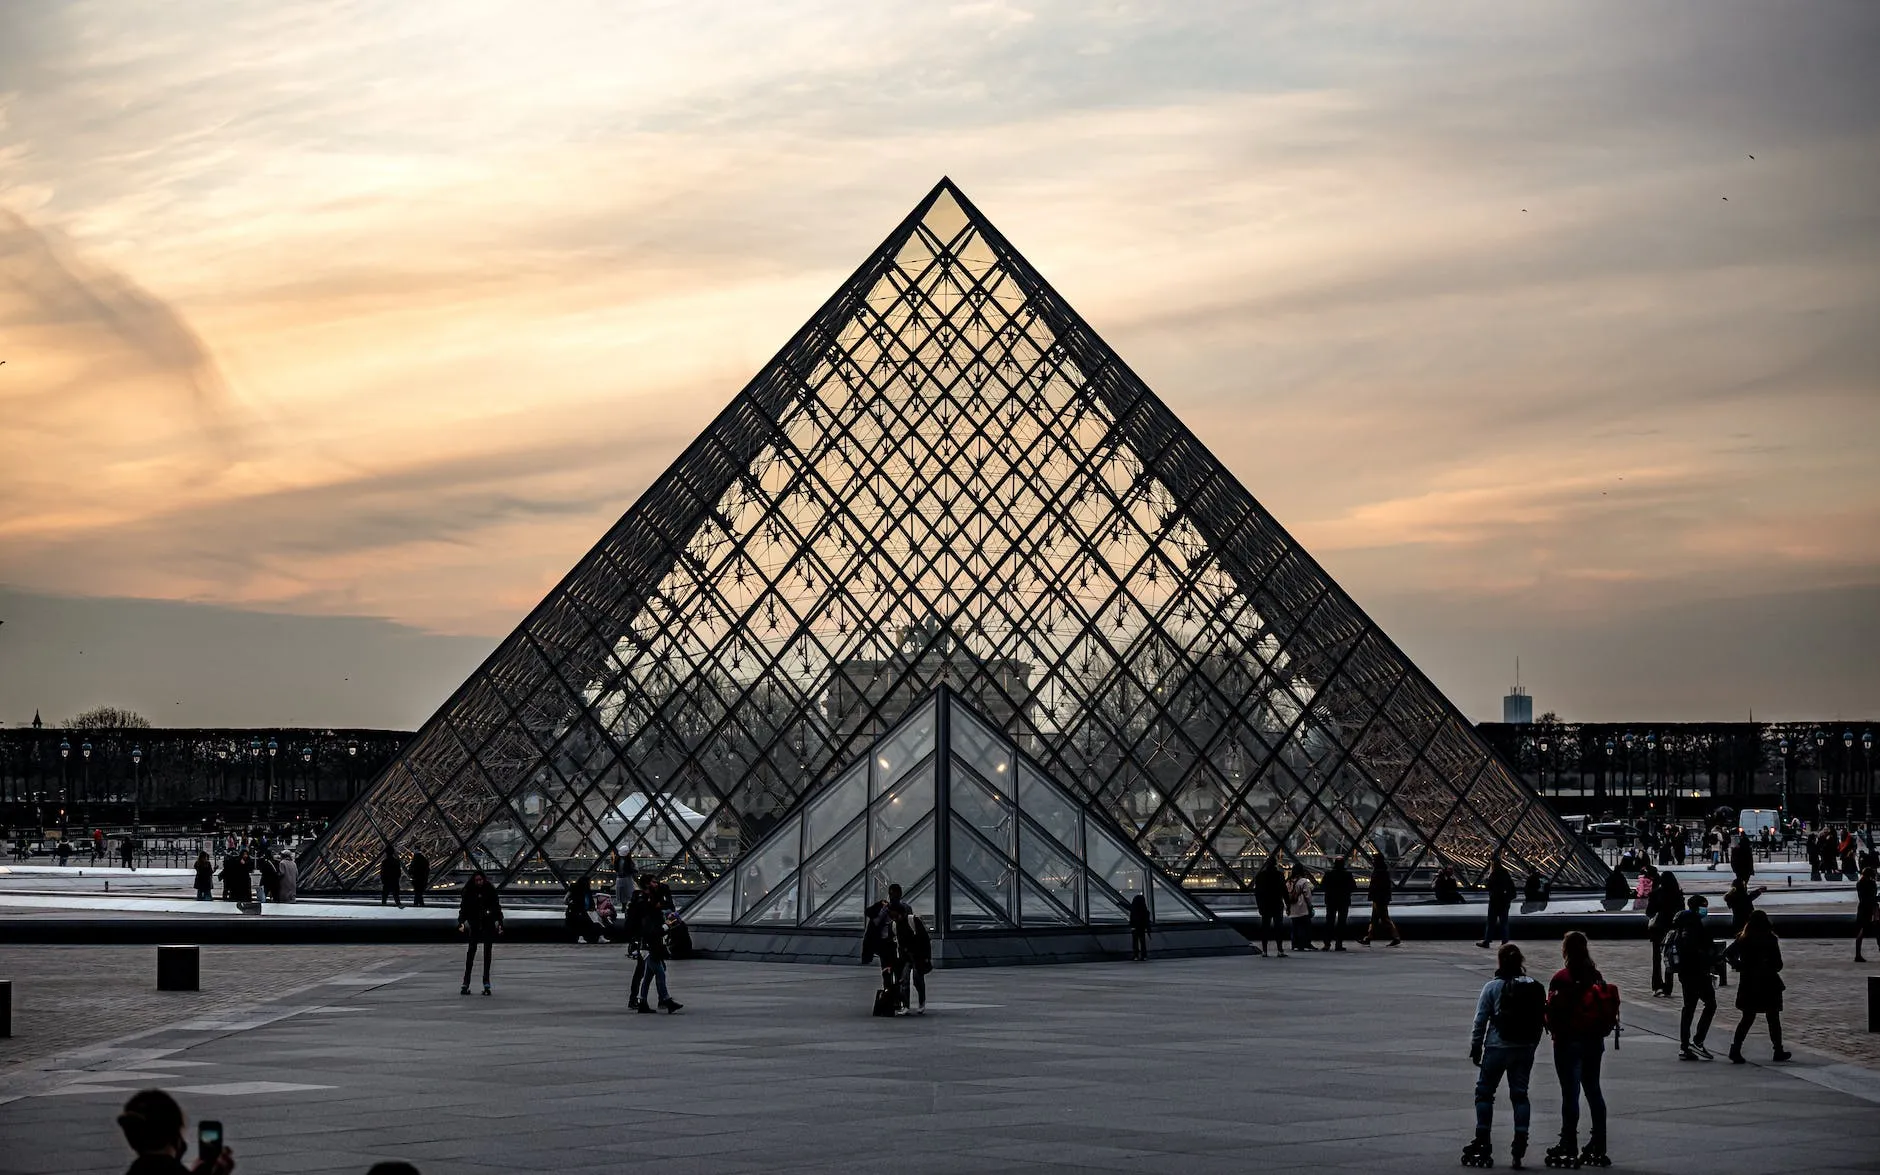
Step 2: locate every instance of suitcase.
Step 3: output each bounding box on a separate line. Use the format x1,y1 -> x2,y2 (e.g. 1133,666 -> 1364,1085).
872,987 -> 897,1017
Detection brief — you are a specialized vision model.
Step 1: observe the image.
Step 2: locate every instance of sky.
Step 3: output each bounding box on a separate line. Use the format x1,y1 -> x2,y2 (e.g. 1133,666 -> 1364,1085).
1,1 -> 1877,730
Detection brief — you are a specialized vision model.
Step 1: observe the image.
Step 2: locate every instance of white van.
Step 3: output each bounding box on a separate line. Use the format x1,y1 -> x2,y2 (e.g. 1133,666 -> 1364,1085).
1736,808 -> 1780,836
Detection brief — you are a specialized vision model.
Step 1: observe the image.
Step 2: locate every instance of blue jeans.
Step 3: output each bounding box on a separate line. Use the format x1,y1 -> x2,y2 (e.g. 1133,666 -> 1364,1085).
1483,906 -> 1511,944
1475,1044 -> 1535,1133
1552,1038 -> 1607,1142
636,956 -> 670,1004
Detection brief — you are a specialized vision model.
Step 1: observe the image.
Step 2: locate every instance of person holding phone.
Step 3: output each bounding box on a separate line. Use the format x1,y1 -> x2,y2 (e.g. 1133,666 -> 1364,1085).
116,1089 -> 235,1174
457,870 -> 504,996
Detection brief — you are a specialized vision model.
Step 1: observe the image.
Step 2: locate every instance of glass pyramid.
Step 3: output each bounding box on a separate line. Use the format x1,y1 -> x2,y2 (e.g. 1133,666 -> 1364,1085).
299,178 -> 1605,899
684,686 -> 1243,964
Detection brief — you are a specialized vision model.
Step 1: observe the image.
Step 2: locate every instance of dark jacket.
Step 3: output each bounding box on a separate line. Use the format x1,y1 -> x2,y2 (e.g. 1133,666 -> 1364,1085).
409,851 -> 430,887
1729,935 -> 1784,1013
457,883 -> 504,931
126,1155 -> 192,1175
1322,864 -> 1357,906
1668,908 -> 1716,978
626,890 -> 667,957
1367,864 -> 1394,904
1253,867 -> 1287,915
379,851 -> 400,881
1128,894 -> 1151,929
193,858 -> 214,889
1859,875 -> 1877,909
1645,873 -> 1682,931
1729,838 -> 1753,875
1485,866 -> 1517,911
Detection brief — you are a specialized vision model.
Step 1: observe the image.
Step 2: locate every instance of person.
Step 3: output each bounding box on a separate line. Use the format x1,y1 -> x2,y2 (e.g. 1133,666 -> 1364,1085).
120,835 -> 136,870
1127,892 -> 1151,961
565,876 -> 603,943
256,852 -> 280,903
275,851 -> 297,903
1725,908 -> 1789,1063
1668,894 -> 1718,1061
1478,853 -> 1517,948
905,912 -> 933,1013
627,874 -> 657,1005
1321,856 -> 1357,950
1464,943 -> 1544,1169
57,838 -> 72,867
1729,832 -> 1754,885
408,848 -> 430,907
1673,823 -> 1688,866
1807,825 -> 1823,880
1359,851 -> 1401,946
629,873 -> 682,1013
1723,876 -> 1765,937
1434,865 -> 1465,904
116,1088 -> 237,1174
1704,825 -> 1722,870
1253,859 -> 1288,957
379,845 -> 402,908
1643,866 -> 1682,997
1603,863 -> 1631,911
456,870 -> 503,996
93,826 -> 106,863
613,850 -> 635,914
1855,864 -> 1877,963
1544,932 -> 1616,1169
1522,870 -> 1546,911
192,851 -> 214,901
1286,864 -> 1316,952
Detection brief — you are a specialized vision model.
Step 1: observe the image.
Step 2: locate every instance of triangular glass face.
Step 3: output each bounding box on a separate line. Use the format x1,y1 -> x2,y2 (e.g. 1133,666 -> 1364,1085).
303,180 -> 1604,897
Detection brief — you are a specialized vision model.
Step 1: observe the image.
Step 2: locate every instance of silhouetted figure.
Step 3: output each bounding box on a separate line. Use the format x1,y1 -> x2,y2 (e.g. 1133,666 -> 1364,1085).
408,849 -> 430,907
1128,893 -> 1151,960
379,845 -> 402,908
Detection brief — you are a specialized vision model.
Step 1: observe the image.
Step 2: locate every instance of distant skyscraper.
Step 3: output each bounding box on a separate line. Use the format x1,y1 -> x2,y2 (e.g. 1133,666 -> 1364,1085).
1504,658 -> 1534,722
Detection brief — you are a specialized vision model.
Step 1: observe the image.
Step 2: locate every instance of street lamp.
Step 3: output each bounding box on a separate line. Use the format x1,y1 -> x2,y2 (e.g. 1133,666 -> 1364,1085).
1864,730 -> 1875,824
347,738 -> 359,801
1623,731 -> 1636,816
1644,731 -> 1658,811
266,737 -> 278,821
1777,734 -> 1791,823
131,744 -> 143,832
80,741 -> 92,828
1813,728 -> 1827,823
1846,730 -> 1856,822
1538,737 -> 1550,798
248,738 -> 262,807
58,739 -> 70,835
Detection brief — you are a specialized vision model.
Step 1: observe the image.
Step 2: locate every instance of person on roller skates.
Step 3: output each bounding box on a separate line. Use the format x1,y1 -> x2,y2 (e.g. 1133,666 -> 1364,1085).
1544,931 -> 1620,1168
1466,943 -> 1546,1168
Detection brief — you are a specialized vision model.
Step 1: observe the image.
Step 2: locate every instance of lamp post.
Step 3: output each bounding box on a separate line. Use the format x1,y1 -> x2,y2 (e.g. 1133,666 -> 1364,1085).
131,745 -> 143,833
347,738 -> 359,801
1777,734 -> 1791,826
1623,731 -> 1636,818
299,745 -> 312,808
1864,730 -> 1874,825
1538,737 -> 1550,799
266,737 -> 278,822
1813,728 -> 1827,823
1603,737 -> 1615,810
80,740 -> 91,828
58,739 -> 69,835
1644,731 -> 1658,816
247,738 -> 261,809
1845,730 -> 1856,823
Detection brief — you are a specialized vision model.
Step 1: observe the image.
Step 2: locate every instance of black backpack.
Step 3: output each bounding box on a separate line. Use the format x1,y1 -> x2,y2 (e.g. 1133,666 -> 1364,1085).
1492,977 -> 1546,1045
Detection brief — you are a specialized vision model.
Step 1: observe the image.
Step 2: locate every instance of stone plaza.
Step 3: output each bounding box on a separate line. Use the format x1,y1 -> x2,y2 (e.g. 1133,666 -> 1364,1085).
2,936 -> 1876,1174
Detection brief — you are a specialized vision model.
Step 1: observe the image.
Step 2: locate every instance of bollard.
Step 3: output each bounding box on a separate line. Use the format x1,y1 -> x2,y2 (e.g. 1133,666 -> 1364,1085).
157,945 -> 200,992
1871,977 -> 1880,1034
1,979 -> 11,1037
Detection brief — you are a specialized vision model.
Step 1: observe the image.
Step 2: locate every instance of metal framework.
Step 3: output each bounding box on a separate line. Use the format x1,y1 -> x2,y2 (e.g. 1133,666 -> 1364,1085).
299,179 -> 1606,897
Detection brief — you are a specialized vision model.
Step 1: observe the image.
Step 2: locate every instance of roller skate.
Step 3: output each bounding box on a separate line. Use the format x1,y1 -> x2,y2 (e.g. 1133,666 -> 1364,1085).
1578,1138 -> 1611,1169
1462,1134 -> 1495,1168
1511,1131 -> 1528,1170
1543,1135 -> 1581,1169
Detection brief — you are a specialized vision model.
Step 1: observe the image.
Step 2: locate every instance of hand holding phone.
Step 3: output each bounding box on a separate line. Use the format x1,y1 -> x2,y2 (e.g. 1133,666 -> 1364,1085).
195,1120 -> 236,1173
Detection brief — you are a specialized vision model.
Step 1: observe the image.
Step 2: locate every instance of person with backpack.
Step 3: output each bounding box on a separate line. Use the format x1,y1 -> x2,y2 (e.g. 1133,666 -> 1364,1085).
1359,851 -> 1402,947
1544,931 -> 1618,1169
1478,853 -> 1518,949
905,911 -> 933,1014
1253,859 -> 1288,957
1668,894 -> 1718,1061
1321,856 -> 1357,950
1127,893 -> 1151,961
861,885 -> 911,1015
1725,909 -> 1788,1063
1464,943 -> 1545,1169
1286,864 -> 1317,952
628,874 -> 682,1013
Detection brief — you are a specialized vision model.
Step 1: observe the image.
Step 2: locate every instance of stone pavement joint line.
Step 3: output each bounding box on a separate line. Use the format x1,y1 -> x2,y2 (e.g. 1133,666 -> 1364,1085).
1,942 -> 1876,1174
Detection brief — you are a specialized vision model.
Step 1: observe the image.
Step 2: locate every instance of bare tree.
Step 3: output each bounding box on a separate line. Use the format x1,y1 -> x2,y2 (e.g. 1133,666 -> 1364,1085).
61,706 -> 152,729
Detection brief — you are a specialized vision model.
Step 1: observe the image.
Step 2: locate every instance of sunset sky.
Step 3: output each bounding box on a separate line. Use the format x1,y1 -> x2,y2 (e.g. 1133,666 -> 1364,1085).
2,1 -> 1877,729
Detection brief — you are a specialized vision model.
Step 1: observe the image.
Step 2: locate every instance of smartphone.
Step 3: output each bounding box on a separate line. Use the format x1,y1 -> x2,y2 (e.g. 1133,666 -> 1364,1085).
198,1120 -> 223,1163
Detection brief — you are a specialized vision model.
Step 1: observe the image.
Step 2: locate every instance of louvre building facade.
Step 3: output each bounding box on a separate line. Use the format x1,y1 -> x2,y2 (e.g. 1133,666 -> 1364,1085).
299,180 -> 1605,899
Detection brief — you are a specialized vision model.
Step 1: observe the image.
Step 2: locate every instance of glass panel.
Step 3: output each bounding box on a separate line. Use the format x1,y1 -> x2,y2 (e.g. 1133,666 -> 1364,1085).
1019,824 -> 1080,922
801,819 -> 866,920
1153,875 -> 1206,922
949,871 -> 1012,930
732,819 -> 802,920
870,760 -> 933,858
950,814 -> 1015,922
950,767 -> 1014,854
1019,875 -> 1077,925
905,876 -> 936,922
740,874 -> 799,925
1086,878 -> 1131,923
686,883 -> 734,925
868,811 -> 935,902
1016,761 -> 1078,854
1087,820 -> 1147,902
949,699 -> 1012,783
871,697 -> 938,798
806,760 -> 867,855
804,876 -> 867,928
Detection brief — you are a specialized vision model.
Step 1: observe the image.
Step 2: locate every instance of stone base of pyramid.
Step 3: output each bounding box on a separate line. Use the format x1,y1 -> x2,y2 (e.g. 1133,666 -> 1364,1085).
688,922 -> 1251,967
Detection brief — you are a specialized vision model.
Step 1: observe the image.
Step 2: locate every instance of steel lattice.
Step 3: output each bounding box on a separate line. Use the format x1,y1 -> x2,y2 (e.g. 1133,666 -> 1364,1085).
299,180 -> 1607,898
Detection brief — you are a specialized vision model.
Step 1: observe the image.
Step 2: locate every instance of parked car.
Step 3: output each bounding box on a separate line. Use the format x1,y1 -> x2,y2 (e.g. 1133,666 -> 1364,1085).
1584,821 -> 1635,845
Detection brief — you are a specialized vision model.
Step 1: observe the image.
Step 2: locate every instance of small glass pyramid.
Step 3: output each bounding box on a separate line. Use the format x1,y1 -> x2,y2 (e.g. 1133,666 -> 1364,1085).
684,685 -> 1240,963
